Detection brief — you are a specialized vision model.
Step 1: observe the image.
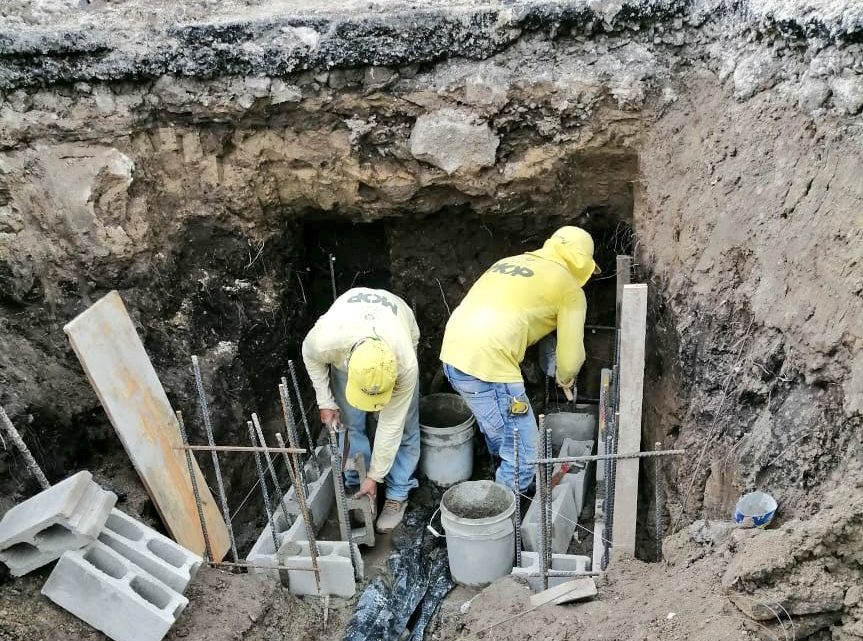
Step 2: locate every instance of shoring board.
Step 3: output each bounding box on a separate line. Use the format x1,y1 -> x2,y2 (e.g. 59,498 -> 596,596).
611,284 -> 647,561
64,291 -> 229,560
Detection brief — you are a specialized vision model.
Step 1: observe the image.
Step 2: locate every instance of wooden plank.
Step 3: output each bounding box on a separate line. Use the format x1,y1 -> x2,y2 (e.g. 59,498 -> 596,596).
64,291 -> 229,560
529,578 -> 597,607
611,284 -> 647,562
615,255 -> 632,327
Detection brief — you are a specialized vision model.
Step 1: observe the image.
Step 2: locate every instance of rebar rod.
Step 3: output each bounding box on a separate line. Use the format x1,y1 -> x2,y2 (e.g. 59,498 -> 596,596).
191,355 -> 239,563
0,405 -> 49,490
252,414 -> 292,532
329,254 -> 337,301
544,425 -> 553,581
275,431 -> 321,593
513,426 -> 523,568
287,361 -> 316,457
601,373 -> 613,572
528,449 -> 686,465
176,411 -> 213,562
247,420 -> 281,563
523,570 -> 603,578
537,416 -> 549,591
654,441 -> 664,561
174,444 -> 305,454
207,560 -> 318,572
278,382 -> 311,497
327,422 -> 361,581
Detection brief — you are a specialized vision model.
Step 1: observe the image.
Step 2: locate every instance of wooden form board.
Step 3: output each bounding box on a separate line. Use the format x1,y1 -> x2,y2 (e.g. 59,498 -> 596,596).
611,284 -> 647,561
64,291 -> 229,560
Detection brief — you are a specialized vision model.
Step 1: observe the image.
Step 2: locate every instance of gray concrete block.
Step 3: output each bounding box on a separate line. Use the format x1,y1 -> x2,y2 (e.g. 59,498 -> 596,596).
0,471 -> 117,576
246,512 -> 306,579
42,539 -> 188,641
521,484 -> 577,554
98,509 -> 201,593
284,446 -> 334,529
555,439 -> 594,517
511,551 -> 592,592
346,495 -> 375,547
276,539 -> 362,598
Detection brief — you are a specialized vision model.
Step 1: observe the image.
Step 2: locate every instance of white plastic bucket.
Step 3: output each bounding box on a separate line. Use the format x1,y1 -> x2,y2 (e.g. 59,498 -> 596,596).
419,394 -> 475,487
438,480 -> 515,587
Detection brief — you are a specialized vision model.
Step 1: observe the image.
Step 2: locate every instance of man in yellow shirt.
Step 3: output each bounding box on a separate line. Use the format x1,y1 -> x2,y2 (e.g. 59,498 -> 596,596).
302,287 -> 420,532
439,226 -> 599,491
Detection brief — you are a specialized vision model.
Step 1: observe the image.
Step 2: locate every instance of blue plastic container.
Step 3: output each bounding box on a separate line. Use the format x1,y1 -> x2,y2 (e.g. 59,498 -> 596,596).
734,491 -> 778,528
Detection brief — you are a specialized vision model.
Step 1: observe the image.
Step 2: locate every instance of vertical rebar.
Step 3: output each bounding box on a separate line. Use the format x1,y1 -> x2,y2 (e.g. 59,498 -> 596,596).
545,425 -> 553,579
191,355 -> 239,563
329,254 -> 337,301
251,413 -> 292,535
537,415 -> 549,591
601,374 -> 614,571
512,426 -> 522,568
288,361 -> 316,457
654,441 -> 664,561
0,405 -> 50,490
275,431 -> 322,594
327,422 -> 361,581
278,382 -> 311,497
176,410 -> 213,562
247,419 -> 281,562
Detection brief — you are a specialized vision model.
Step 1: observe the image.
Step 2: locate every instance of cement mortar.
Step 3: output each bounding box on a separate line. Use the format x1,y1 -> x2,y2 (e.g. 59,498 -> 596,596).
442,482 -> 513,520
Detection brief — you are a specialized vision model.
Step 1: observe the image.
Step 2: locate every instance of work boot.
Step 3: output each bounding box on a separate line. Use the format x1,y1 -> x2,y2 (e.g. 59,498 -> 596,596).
375,498 -> 407,533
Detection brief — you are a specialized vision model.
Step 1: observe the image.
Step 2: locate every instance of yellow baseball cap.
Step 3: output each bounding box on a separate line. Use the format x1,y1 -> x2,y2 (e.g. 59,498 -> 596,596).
346,338 -> 397,412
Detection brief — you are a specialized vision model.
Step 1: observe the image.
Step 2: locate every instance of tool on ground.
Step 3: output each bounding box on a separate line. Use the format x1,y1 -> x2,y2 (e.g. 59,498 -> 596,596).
191,355 -> 239,563
0,404 -> 50,490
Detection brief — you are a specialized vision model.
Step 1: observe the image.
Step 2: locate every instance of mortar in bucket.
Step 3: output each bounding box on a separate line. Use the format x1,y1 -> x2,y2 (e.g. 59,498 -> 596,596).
430,480 -> 516,587
419,393 -> 476,487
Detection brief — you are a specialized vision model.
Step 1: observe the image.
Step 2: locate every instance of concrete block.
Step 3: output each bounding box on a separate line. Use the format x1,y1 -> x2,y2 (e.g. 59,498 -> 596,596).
247,446 -> 336,578
246,512 -> 307,579
511,551 -> 592,593
0,471 -> 117,576
554,439 -> 594,517
277,539 -> 362,598
42,540 -> 188,641
521,484 -> 577,554
284,446 -> 334,532
347,496 -> 376,547
98,509 -> 201,593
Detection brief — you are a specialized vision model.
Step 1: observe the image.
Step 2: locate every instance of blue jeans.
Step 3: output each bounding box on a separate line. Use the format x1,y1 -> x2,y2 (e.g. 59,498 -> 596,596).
330,367 -> 420,501
442,363 -> 537,491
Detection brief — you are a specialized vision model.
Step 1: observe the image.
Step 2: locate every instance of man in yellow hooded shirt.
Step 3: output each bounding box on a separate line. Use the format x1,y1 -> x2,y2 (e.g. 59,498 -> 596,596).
439,226 -> 600,491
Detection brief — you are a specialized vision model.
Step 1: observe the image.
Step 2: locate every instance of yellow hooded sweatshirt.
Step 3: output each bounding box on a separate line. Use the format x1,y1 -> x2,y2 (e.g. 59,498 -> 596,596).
440,226 -> 598,385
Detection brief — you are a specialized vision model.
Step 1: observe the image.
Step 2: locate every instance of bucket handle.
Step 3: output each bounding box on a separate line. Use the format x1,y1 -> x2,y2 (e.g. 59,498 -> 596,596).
426,505 -> 444,538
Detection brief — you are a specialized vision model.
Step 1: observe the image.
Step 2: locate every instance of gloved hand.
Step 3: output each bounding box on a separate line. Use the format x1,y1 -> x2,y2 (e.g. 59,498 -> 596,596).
557,377 -> 575,401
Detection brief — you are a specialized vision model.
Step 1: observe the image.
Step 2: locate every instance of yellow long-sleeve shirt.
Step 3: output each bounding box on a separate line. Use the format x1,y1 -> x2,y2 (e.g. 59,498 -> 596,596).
440,229 -> 596,385
302,288 -> 419,482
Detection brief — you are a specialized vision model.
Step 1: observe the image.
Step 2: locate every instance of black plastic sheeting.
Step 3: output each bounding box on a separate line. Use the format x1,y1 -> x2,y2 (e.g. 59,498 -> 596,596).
343,497 -> 454,641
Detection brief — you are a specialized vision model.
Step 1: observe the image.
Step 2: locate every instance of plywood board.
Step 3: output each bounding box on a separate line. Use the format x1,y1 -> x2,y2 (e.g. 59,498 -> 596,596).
64,291 -> 229,560
611,284 -> 647,562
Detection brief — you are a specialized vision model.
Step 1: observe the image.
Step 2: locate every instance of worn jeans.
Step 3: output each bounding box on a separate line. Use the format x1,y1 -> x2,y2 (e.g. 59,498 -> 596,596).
330,367 -> 420,501
442,363 -> 537,491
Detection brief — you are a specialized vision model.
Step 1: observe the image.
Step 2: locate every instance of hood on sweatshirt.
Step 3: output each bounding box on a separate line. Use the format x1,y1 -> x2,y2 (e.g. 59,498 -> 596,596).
530,226 -> 600,287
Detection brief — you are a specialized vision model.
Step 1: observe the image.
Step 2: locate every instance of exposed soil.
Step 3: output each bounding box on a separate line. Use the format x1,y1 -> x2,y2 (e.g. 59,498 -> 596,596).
0,0 -> 861,639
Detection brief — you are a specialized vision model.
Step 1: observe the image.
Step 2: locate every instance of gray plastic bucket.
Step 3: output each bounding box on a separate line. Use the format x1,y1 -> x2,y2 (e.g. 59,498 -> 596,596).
439,480 -> 516,587
419,394 -> 476,487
